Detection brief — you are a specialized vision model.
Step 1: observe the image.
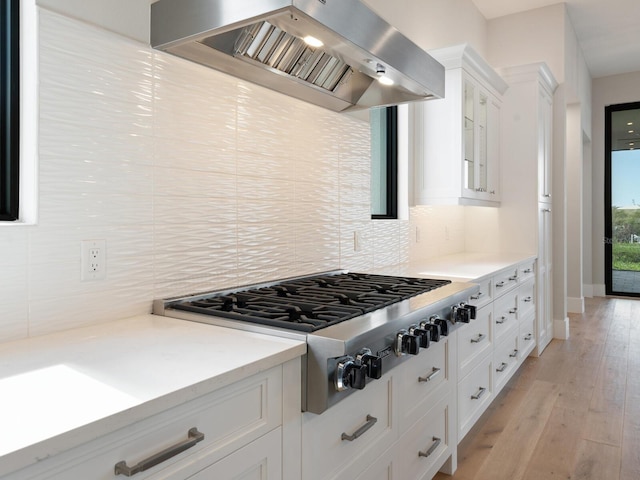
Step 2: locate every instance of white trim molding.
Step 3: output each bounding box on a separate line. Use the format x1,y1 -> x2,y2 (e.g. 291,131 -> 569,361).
567,297 -> 585,314
554,317 -> 570,340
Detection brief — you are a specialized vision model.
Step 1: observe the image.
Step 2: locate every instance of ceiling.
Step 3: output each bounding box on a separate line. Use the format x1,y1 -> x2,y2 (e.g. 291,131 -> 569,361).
471,0 -> 640,78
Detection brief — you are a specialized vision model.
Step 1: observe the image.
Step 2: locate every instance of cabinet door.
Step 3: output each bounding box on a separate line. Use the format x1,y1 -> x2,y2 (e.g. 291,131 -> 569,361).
538,87 -> 553,202
537,205 -> 553,355
186,428 -> 281,480
486,96 -> 501,200
477,89 -> 488,194
463,78 -> 476,197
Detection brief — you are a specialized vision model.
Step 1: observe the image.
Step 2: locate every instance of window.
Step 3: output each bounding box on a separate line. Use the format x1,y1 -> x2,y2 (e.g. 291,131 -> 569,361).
1,0 -> 20,221
371,106 -> 398,219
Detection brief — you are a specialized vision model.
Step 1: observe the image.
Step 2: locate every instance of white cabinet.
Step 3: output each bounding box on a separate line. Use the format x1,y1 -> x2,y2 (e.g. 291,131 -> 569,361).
4,361 -> 299,480
499,63 -> 557,356
457,353 -> 493,439
301,375 -> 394,480
411,44 -> 508,207
302,334 -> 456,480
538,85 -> 554,203
538,204 -> 554,354
460,259 -> 538,441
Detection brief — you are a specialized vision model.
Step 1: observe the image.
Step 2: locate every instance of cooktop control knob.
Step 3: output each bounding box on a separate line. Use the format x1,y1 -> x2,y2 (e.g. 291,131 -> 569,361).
395,329 -> 420,356
409,324 -> 430,348
430,315 -> 449,336
356,348 -> 383,379
335,356 -> 367,392
463,303 -> 477,319
420,321 -> 440,342
451,302 -> 477,323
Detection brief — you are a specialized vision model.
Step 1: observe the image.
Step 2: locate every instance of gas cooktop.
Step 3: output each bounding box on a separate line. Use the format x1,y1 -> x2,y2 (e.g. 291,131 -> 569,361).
154,270 -> 478,413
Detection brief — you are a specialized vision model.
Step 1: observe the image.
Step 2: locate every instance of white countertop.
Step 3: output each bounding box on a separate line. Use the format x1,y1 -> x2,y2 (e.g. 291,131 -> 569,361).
374,252 -> 536,282
0,314 -> 306,477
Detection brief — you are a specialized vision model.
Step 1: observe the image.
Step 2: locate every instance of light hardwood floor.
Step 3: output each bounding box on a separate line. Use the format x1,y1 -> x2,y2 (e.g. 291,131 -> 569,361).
435,296 -> 640,480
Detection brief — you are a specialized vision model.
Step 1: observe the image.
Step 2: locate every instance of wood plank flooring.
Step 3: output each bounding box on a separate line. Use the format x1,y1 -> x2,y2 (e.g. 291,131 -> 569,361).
435,296 -> 640,480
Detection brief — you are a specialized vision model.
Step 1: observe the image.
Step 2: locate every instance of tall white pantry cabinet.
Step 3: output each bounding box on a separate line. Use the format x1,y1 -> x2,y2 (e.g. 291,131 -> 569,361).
499,63 -> 557,356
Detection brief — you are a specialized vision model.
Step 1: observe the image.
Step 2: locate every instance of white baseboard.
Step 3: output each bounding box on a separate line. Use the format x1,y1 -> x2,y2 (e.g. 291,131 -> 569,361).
567,297 -> 585,314
554,317 -> 570,339
583,284 -> 593,298
593,284 -> 606,297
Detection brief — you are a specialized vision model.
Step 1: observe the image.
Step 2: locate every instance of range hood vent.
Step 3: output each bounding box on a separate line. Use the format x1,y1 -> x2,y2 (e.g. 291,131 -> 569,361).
151,0 -> 445,112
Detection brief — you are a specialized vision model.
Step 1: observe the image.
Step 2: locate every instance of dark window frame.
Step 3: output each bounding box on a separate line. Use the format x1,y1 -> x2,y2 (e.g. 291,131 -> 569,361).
1,0 -> 20,221
372,106 -> 398,220
604,101 -> 640,297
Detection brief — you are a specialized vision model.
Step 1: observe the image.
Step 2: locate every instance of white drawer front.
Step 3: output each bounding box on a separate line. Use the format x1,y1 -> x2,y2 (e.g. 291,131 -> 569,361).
493,334 -> 519,393
40,366 -> 283,480
398,338 -> 449,432
457,305 -> 492,379
302,376 -> 393,480
494,289 -> 519,344
185,427 -> 282,480
468,277 -> 492,309
458,354 -> 493,441
518,278 -> 536,319
394,397 -> 450,480
518,260 -> 536,283
519,315 -> 537,359
492,267 -> 519,298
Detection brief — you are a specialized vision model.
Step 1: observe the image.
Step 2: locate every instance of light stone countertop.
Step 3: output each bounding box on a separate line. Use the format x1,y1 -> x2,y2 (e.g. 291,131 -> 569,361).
0,314 -> 306,477
374,252 -> 537,282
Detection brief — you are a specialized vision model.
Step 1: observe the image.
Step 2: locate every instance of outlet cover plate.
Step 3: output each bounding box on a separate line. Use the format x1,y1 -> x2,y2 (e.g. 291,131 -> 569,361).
81,239 -> 106,281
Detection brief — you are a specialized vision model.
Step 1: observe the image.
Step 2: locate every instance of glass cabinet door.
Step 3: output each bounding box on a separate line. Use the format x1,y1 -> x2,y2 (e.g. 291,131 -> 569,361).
477,91 -> 488,193
463,80 -> 475,191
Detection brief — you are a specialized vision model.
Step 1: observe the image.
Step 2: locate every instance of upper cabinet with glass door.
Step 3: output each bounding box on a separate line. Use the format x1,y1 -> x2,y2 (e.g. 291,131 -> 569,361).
410,44 -> 508,206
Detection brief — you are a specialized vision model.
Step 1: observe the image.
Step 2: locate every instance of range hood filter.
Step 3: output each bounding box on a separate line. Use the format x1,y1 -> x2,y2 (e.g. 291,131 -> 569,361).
151,0 -> 445,112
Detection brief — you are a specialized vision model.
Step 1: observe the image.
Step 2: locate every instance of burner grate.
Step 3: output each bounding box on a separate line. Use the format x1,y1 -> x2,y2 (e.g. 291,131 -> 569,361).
172,272 -> 451,332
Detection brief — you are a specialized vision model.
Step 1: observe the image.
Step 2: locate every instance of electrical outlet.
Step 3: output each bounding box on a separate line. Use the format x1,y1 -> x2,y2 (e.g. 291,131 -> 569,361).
81,239 -> 106,281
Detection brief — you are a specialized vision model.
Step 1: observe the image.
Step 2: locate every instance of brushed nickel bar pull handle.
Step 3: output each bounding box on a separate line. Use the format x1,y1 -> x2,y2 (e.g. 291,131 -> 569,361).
510,349 -> 519,358
419,437 -> 442,458
114,428 -> 204,477
524,333 -> 533,341
471,387 -> 487,400
341,414 -> 377,441
509,307 -> 518,314
470,333 -> 485,344
470,292 -> 484,300
496,281 -> 505,288
509,275 -> 518,281
543,193 -> 551,198
496,362 -> 508,373
542,208 -> 552,213
523,268 -> 533,273
496,316 -> 506,324
523,297 -> 533,302
419,367 -> 441,382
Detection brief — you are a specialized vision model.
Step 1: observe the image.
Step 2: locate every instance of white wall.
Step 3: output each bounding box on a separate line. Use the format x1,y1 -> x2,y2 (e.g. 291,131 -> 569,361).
566,103 -> 584,312
591,71 -> 640,293
36,0 -> 150,42
487,4 -> 566,83
364,0 -> 488,57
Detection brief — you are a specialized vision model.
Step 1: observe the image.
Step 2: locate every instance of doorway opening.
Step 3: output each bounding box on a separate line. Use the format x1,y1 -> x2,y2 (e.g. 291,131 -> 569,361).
605,101 -> 640,296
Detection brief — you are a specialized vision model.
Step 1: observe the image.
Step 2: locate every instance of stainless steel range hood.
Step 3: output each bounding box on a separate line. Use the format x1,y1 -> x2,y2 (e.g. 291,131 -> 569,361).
151,0 -> 444,112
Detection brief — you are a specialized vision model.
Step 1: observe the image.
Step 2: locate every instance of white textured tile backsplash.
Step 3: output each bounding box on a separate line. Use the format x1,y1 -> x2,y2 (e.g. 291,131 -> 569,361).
0,8 -> 437,341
